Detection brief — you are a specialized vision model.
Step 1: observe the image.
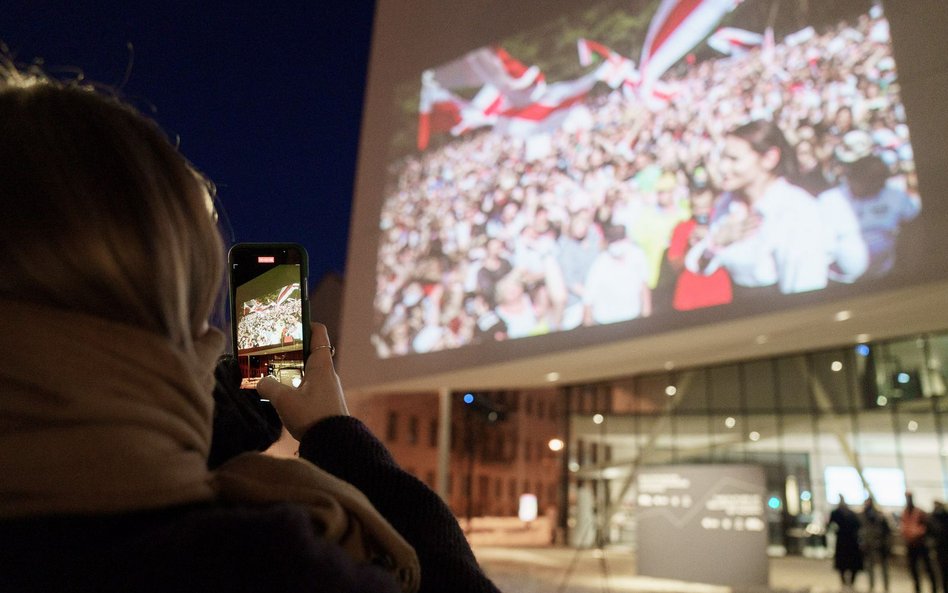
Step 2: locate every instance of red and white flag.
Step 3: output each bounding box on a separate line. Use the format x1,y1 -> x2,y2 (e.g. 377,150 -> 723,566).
577,38 -> 639,89
417,73 -> 469,150
276,283 -> 300,306
428,46 -> 545,108
492,70 -> 600,137
577,38 -> 617,67
707,26 -> 763,55
639,0 -> 741,94
418,46 -> 551,148
449,84 -> 506,136
418,43 -> 640,144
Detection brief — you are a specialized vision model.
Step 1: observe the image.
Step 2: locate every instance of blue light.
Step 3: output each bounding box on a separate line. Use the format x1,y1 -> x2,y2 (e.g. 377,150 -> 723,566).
898,372 -> 911,384
856,344 -> 870,357
463,393 -> 475,404
801,491 -> 812,502
768,496 -> 782,510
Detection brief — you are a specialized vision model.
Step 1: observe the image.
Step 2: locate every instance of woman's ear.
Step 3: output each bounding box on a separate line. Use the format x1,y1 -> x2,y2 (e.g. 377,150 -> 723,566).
762,146 -> 782,173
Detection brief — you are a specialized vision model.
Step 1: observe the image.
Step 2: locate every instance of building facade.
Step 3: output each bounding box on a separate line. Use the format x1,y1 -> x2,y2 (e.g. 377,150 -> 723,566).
350,388 -> 564,521
352,328 -> 948,553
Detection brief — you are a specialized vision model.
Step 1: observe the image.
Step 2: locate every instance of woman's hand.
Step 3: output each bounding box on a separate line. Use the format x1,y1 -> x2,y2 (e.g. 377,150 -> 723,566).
257,322 -> 349,441
711,212 -> 762,248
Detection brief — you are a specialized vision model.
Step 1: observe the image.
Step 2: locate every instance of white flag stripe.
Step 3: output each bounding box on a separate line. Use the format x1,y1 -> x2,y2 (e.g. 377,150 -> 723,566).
640,0 -> 737,91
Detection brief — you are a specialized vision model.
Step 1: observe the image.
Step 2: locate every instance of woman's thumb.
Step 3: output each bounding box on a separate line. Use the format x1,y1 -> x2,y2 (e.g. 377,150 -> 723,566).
257,375 -> 291,403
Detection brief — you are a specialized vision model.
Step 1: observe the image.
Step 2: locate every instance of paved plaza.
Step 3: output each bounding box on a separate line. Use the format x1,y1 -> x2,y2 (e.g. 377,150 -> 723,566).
475,546 -> 920,593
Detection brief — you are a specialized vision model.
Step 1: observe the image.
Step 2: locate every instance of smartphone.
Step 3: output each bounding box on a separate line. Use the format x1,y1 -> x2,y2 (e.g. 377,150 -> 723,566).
228,243 -> 310,392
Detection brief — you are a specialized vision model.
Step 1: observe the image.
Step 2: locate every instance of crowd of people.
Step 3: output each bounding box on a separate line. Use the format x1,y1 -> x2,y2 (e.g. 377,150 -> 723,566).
827,493 -> 948,593
372,8 -> 921,358
236,294 -> 304,350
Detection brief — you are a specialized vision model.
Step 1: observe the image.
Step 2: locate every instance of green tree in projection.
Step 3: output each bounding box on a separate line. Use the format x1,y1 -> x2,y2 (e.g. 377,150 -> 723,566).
385,0 -> 876,157
386,0 -> 652,157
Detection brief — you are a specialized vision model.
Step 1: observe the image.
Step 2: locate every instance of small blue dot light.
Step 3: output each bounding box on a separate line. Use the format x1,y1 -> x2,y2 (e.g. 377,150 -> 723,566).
768,496 -> 781,510
463,393 -> 474,404
898,372 -> 911,384
801,491 -> 812,502
856,344 -> 870,357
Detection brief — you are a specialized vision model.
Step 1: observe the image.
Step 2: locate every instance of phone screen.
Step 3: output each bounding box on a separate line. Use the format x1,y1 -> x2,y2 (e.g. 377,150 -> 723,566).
229,245 -> 309,391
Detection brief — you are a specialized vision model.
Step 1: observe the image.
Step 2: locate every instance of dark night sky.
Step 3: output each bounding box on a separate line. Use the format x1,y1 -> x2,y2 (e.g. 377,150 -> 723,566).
3,2 -> 377,284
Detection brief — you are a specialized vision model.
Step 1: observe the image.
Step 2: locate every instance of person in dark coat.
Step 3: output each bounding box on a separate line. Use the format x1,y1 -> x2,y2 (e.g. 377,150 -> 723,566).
861,497 -> 893,592
0,61 -> 500,593
828,496 -> 864,588
928,501 -> 948,593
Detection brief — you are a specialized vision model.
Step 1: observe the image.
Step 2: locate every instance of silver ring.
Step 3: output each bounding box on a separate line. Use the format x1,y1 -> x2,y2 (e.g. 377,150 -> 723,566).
312,344 -> 335,357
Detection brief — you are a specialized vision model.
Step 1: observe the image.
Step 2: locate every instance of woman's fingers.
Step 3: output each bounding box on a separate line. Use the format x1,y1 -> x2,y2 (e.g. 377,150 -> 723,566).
261,322 -> 349,441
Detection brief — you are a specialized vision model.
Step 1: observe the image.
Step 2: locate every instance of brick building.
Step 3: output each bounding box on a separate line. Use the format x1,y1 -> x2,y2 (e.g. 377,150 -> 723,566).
349,388 -> 565,519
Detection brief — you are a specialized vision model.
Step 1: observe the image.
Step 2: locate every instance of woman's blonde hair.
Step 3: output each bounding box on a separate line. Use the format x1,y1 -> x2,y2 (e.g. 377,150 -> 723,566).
0,63 -> 224,352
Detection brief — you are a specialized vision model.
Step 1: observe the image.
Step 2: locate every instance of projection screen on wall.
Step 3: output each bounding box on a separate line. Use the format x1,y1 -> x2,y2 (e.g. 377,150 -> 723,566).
341,0 -> 948,391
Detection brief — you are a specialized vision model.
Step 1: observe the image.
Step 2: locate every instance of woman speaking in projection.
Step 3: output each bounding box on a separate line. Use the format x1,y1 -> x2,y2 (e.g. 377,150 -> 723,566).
685,119 -> 834,298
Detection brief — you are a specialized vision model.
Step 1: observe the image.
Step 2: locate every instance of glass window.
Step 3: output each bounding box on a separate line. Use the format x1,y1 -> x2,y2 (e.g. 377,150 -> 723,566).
877,338 -> 928,402
644,416 -> 677,466
610,380 -> 636,414
853,342 -> 881,410
674,369 -> 708,412
386,411 -> 398,442
777,356 -> 812,412
895,401 -> 943,507
855,407 -> 901,501
571,331 -> 948,540
708,364 -> 741,412
809,349 -> 854,413
596,384 -> 613,414
408,415 -> 419,444
707,413 -> 746,463
574,385 -> 596,415
927,334 -> 948,401
675,413 -> 713,463
745,413 -> 780,458
814,414 -> 856,506
611,377 -> 663,414
745,359 -> 778,413
637,373 -> 674,414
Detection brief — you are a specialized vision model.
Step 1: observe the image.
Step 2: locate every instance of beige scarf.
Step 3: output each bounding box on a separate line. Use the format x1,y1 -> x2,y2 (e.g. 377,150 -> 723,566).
0,300 -> 419,593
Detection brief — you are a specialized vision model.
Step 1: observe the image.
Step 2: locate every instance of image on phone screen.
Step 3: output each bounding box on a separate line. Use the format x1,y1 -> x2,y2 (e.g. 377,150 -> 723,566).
233,261 -> 306,390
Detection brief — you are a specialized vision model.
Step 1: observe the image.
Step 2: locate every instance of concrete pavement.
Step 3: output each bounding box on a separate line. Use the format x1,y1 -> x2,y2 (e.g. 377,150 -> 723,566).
475,546 -> 921,593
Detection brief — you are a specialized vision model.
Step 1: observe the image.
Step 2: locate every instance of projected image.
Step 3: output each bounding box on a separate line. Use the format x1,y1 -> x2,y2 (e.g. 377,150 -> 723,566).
234,265 -> 304,388
236,282 -> 303,350
372,1 -> 919,358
